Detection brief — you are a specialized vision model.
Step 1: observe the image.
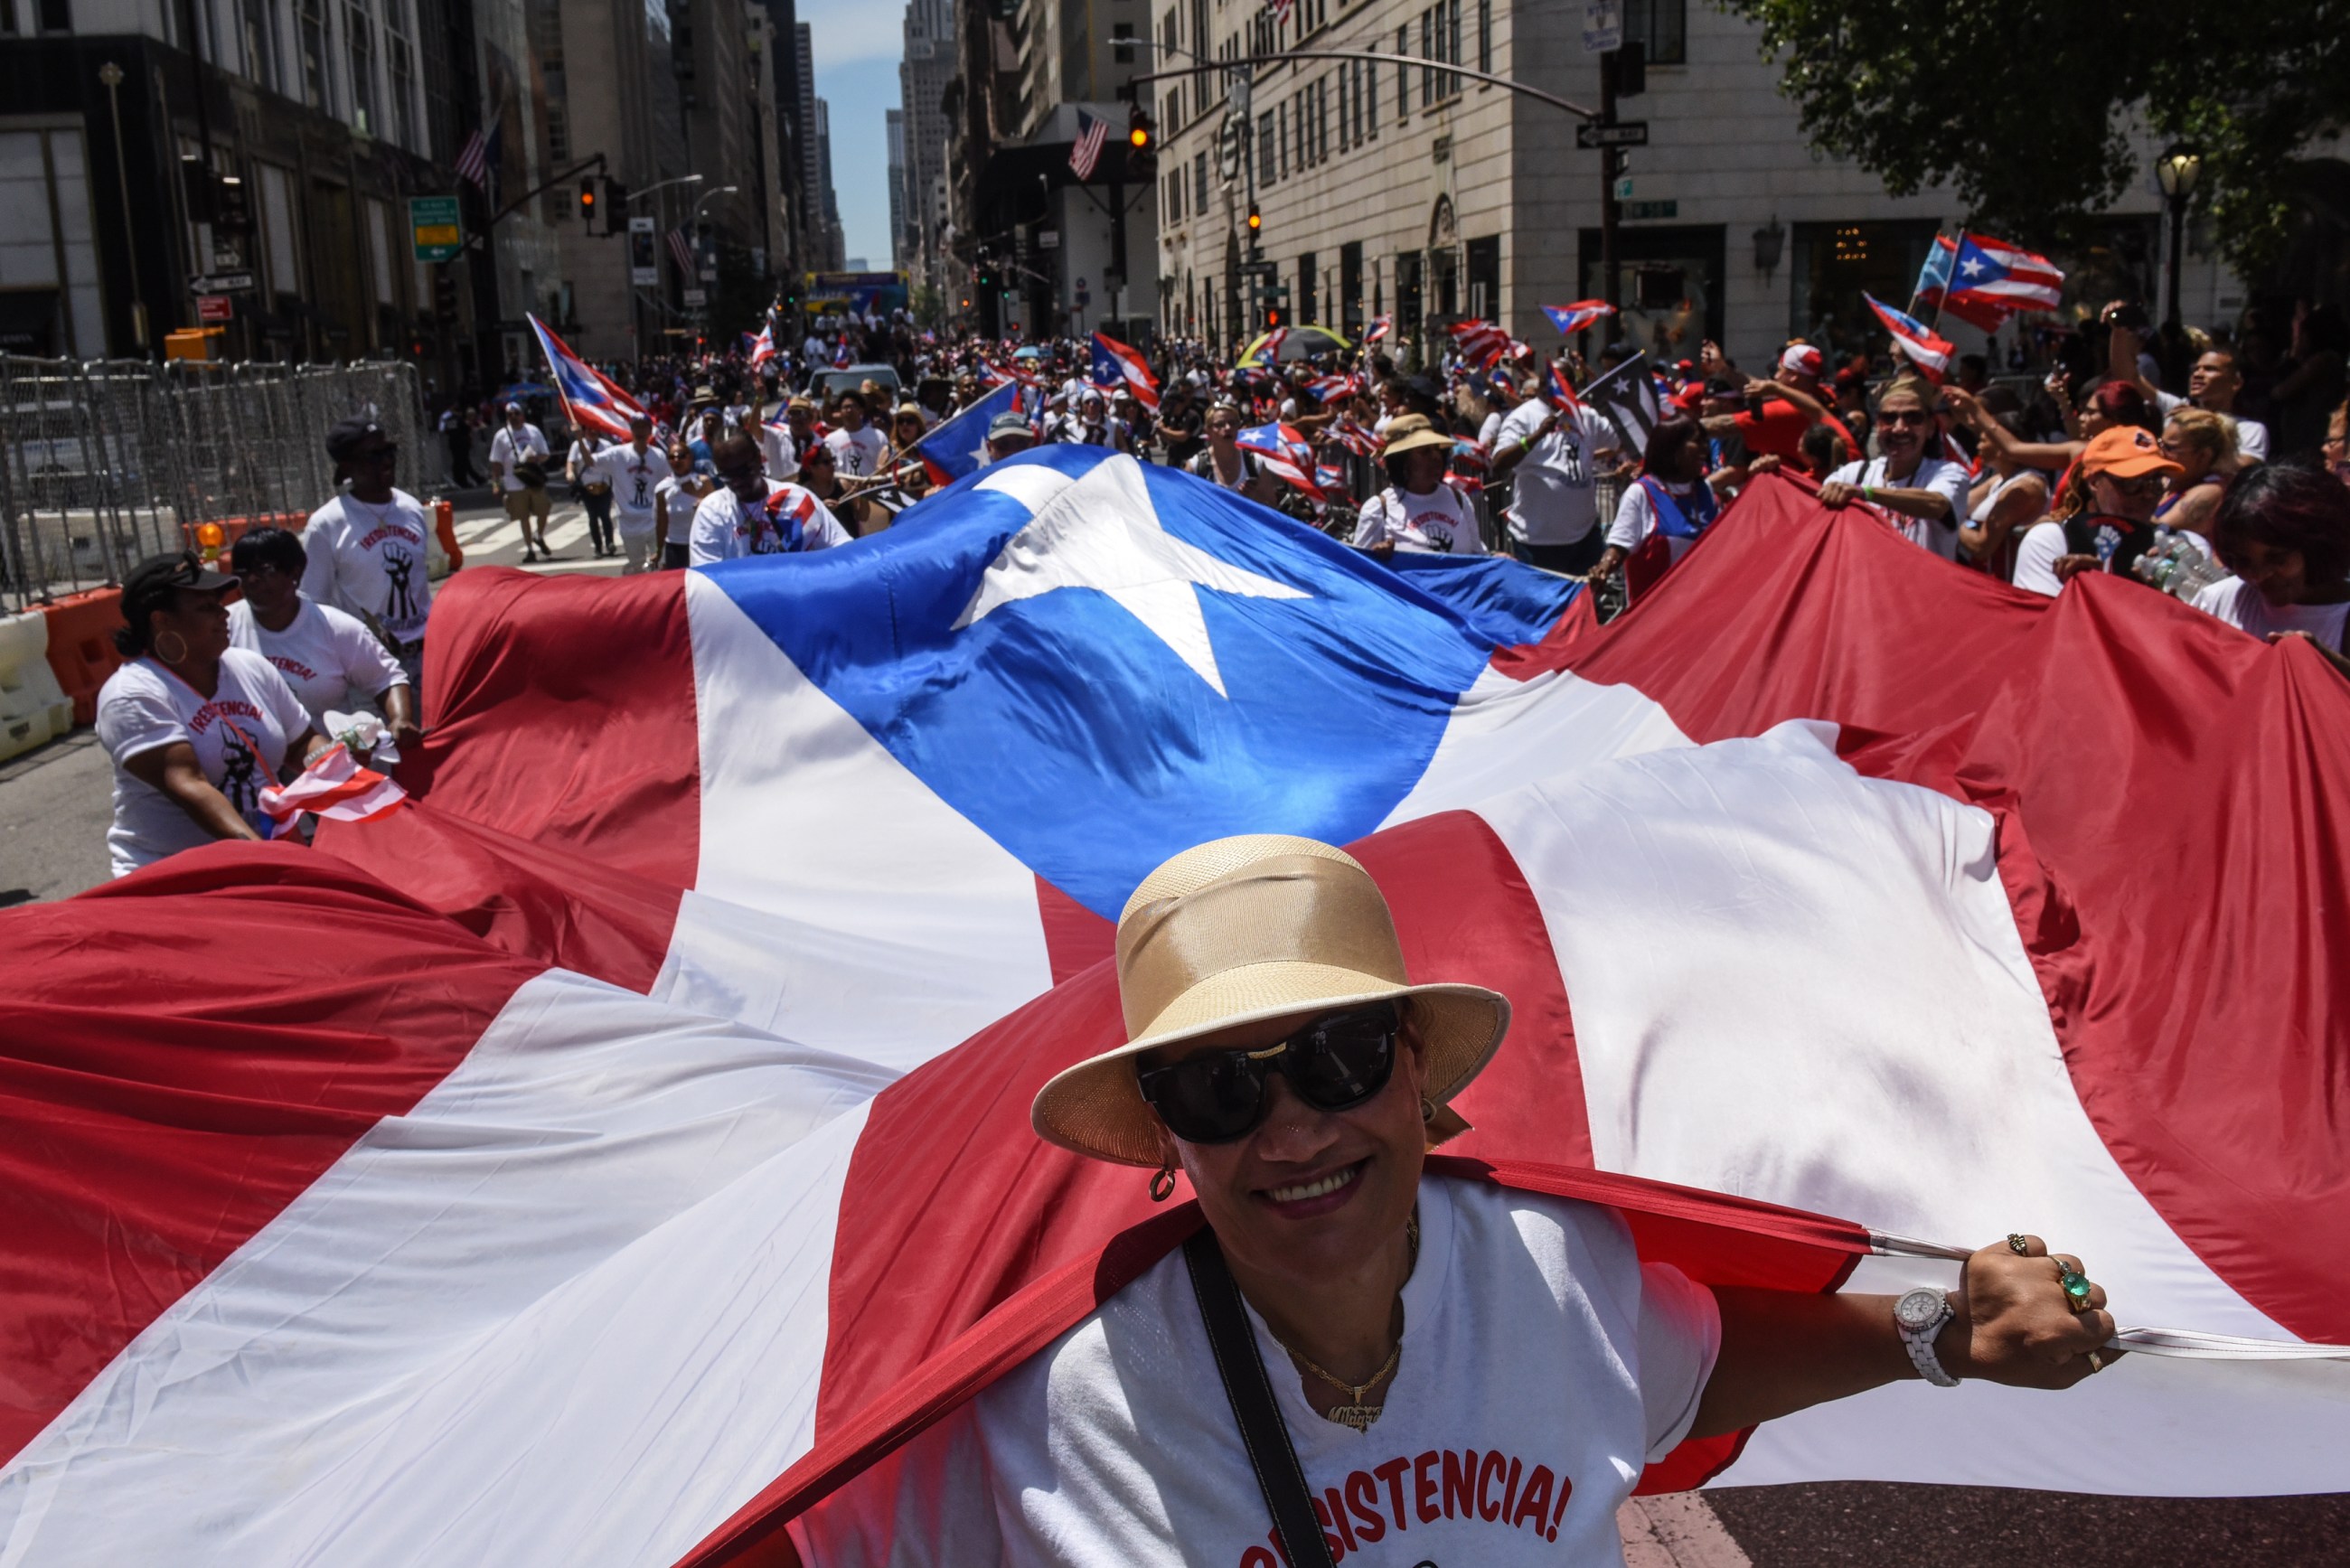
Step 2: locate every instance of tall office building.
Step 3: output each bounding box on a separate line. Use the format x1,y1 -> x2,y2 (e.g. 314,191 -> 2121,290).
898,0 -> 956,296
887,109 -> 907,271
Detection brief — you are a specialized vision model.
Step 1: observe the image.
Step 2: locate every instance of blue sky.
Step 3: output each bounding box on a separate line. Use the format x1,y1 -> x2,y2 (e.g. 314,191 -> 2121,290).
800,0 -> 901,268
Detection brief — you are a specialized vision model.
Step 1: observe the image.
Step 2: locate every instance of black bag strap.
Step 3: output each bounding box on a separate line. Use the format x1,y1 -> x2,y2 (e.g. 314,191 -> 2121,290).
1182,1229 -> 1336,1568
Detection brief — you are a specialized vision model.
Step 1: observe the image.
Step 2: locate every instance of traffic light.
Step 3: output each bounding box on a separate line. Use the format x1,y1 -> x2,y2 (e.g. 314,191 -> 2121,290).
1614,40 -> 1646,98
1127,105 -> 1157,180
604,175 -> 627,226
1266,306 -> 1282,327
433,266 -> 457,323
579,179 -> 598,230
1246,204 -> 1262,236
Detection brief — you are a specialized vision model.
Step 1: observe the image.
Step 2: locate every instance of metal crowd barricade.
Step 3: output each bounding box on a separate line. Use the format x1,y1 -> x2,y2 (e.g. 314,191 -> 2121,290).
0,356 -> 426,613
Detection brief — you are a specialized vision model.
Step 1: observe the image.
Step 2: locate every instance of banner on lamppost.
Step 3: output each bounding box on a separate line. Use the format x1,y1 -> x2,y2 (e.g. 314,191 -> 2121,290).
628,217 -> 659,286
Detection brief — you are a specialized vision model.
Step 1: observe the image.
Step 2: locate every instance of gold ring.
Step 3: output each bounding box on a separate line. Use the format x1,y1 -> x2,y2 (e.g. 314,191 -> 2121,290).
2007,1233 -> 2033,1255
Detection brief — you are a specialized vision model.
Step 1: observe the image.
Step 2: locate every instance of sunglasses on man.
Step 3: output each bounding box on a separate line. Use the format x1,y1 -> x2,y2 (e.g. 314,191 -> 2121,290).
1137,1002 -> 1401,1145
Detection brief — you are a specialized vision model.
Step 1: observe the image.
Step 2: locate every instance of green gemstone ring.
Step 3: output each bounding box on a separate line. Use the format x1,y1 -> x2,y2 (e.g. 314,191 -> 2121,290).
2059,1263 -> 2094,1310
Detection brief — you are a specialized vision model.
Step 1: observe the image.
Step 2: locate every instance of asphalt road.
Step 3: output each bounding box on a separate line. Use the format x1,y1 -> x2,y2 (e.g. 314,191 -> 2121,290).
3,495 -> 2342,1561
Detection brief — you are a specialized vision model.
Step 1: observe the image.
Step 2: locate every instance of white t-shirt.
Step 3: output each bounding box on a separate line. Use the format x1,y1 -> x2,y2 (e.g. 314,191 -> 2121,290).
1606,478 -> 1715,566
656,476 -> 705,547
1356,484 -> 1485,555
227,598 -> 407,731
761,421 -> 801,481
2010,521 -> 2069,596
826,425 -> 888,479
488,422 -> 550,491
94,650 -> 313,878
595,442 -> 677,527
1478,409 -> 1507,451
298,489 -> 435,645
1827,455 -> 1974,559
1497,401 -> 1619,546
2191,577 -> 2350,651
791,1177 -> 1719,1568
2153,390 -> 2270,463
687,480 -> 852,564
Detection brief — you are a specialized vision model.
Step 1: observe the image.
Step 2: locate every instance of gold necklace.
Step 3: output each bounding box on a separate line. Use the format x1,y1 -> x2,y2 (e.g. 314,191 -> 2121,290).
1274,1211 -> 1418,1432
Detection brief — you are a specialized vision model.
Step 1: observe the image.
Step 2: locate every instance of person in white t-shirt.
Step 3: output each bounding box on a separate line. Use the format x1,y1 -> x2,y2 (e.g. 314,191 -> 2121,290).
1353,416 -> 1484,557
299,417 -> 435,689
787,836 -> 2122,1568
687,433 -> 852,565
823,392 -> 888,480
597,414 -> 679,575
1590,416 -> 1723,582
2011,427 -> 2181,597
1488,392 -> 1622,574
226,525 -> 414,744
488,402 -> 555,561
1816,378 -> 1974,559
2190,462 -> 2350,677
655,439 -> 717,572
94,551 -> 326,878
2107,320 -> 2270,464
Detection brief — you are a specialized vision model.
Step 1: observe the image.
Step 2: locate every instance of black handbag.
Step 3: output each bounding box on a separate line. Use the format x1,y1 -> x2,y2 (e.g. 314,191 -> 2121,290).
1183,1229 -> 1338,1568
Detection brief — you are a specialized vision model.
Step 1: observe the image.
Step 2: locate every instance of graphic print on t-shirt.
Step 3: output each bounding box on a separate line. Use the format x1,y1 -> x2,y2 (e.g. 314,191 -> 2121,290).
1228,1445 -> 1578,1567
381,547 -> 420,628
213,720 -> 264,826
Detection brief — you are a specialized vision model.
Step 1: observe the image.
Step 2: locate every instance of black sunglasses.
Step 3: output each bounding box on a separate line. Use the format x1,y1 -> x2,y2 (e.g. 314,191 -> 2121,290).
1137,1002 -> 1400,1145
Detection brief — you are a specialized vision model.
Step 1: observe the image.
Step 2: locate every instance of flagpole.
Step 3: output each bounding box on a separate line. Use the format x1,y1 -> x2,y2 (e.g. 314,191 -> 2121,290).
1906,224 -> 1948,319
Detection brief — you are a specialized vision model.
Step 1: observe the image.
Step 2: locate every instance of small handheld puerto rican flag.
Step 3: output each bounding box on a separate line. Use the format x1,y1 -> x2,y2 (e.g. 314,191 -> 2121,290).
1583,350 -> 1662,456
1090,331 -> 1161,410
1541,300 -> 1616,337
1235,421 -> 1322,499
1864,292 -> 1958,384
1546,359 -> 1583,409
258,743 -> 407,828
528,314 -> 652,442
1330,415 -> 1380,456
747,322 -> 776,369
1306,371 -> 1362,404
1363,314 -> 1393,345
1449,437 -> 1490,493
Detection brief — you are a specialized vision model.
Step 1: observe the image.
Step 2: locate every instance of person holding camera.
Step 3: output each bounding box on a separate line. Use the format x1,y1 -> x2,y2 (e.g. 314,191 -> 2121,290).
490,401 -> 554,562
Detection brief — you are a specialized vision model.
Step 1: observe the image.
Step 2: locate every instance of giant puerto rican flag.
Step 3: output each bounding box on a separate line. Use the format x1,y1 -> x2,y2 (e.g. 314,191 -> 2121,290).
5,451 -> 2348,1565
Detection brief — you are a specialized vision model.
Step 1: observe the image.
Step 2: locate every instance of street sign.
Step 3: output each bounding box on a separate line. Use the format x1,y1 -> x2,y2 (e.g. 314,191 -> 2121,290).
1238,259 -> 1279,279
195,295 -> 233,324
682,287 -> 708,308
1614,174 -> 1636,199
1581,0 -> 1622,53
1039,230 -> 1060,249
409,196 -> 462,263
628,217 -> 659,286
188,271 -> 256,294
1623,200 -> 1678,220
1575,120 -> 1648,149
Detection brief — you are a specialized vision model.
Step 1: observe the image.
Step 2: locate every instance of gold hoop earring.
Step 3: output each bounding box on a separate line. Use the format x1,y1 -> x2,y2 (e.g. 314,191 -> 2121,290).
152,629 -> 190,665
1420,1095 -> 1437,1124
1148,1164 -> 1178,1203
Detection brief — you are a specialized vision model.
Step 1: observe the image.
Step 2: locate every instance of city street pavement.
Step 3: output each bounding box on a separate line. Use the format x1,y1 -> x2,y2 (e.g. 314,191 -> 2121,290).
2,494 -> 2343,1564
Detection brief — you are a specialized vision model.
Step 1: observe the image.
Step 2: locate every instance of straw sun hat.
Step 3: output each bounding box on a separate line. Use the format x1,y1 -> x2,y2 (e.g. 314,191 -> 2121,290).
1377,414 -> 1453,459
1030,835 -> 1512,1167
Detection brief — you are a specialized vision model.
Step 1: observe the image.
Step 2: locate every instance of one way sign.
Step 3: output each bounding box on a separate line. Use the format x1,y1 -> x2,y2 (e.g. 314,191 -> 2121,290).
1574,120 -> 1649,149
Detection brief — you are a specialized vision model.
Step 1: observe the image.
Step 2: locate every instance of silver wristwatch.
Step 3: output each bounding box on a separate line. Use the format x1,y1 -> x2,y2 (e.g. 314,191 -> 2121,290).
1894,1288 -> 1960,1387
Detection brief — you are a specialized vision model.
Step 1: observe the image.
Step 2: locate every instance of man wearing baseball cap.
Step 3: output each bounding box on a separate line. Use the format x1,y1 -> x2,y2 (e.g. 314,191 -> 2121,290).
983,410 -> 1036,464
488,400 -> 555,561
786,835 -> 2120,1565
301,416 -> 436,687
1697,340 -> 1856,475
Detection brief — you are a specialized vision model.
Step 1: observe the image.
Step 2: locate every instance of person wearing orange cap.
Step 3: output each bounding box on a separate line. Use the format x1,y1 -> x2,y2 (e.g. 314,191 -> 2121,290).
2010,426 -> 2183,596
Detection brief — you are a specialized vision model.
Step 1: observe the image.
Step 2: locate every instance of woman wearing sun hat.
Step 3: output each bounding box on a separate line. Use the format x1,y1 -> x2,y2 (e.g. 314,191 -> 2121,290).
788,835 -> 2117,1567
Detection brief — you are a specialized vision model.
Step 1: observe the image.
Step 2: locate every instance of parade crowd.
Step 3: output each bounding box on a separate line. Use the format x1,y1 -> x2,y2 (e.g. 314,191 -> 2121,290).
89,293 -> 2350,879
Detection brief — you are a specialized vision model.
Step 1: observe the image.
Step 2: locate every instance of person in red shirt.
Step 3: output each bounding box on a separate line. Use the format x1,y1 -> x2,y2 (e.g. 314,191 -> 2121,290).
1697,341 -> 1858,474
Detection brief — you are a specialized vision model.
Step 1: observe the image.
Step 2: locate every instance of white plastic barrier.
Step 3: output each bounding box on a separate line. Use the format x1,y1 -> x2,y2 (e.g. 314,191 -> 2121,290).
0,610 -> 77,763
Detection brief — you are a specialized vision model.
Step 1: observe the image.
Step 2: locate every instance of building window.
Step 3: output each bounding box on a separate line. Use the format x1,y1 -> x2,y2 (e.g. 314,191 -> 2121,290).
1299,249 -> 1315,323
1112,22 -> 1133,62
1477,0 -> 1490,73
1366,61 -> 1377,136
1395,26 -> 1408,117
1789,220 -> 1943,363
37,0 -> 70,32
1194,149 -> 1208,213
390,42 -> 416,148
347,5 -> 378,136
1624,0 -> 1687,65
297,0 -> 329,112
1465,233 -> 1499,319
1419,12 -> 1433,108
1256,110 -> 1274,184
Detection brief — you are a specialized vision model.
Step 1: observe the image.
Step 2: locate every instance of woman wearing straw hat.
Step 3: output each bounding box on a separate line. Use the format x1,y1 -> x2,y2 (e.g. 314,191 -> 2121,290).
790,835 -> 2116,1567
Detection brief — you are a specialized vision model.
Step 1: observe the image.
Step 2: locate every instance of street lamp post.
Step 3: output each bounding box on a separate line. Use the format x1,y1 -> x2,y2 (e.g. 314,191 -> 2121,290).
97,61 -> 148,352
2156,143 -> 2202,333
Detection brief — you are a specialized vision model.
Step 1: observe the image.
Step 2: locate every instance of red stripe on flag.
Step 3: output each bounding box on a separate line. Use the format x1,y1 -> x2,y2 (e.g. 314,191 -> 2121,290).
1512,474 -> 2350,1346
0,849 -> 538,1463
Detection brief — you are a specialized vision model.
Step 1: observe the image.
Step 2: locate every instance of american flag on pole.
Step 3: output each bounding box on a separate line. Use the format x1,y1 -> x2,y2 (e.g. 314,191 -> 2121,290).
1068,112 -> 1108,180
1448,318 -> 1510,370
454,119 -> 501,192
668,227 -> 696,278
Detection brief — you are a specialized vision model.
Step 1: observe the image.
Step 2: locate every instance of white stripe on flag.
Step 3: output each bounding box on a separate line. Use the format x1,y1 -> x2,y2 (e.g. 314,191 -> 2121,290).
0,969 -> 888,1565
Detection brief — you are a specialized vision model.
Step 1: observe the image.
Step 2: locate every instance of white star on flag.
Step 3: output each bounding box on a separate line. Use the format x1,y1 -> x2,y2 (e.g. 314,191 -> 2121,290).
1960,258 -> 1985,277
955,454 -> 1310,696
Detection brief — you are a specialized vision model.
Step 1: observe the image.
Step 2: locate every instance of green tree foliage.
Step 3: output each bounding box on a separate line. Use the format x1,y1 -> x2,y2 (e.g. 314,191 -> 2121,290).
1715,1 -> 2350,277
